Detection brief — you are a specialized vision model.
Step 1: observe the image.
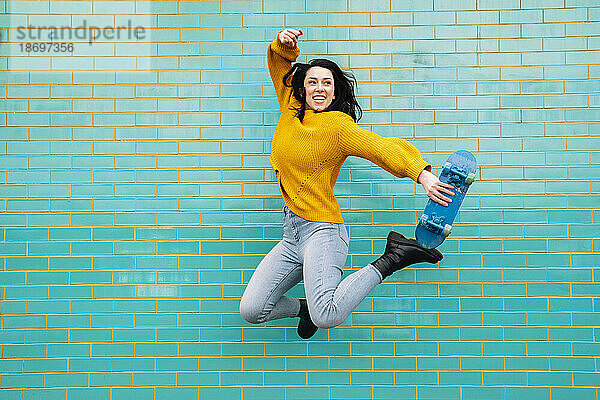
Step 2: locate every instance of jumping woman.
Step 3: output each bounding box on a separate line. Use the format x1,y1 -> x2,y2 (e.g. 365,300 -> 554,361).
239,28 -> 453,339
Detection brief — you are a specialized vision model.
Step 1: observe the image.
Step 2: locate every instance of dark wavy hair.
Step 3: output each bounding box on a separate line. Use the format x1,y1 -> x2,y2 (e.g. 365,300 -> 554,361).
282,58 -> 362,123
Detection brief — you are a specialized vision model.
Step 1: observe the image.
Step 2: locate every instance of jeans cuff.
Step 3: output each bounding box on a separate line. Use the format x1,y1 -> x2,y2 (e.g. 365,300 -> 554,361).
368,263 -> 384,283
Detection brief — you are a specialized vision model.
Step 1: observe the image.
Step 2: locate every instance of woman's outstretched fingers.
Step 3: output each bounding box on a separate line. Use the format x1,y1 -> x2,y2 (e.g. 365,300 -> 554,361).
439,183 -> 454,204
418,167 -> 457,206
429,192 -> 446,207
439,182 -> 455,197
427,182 -> 454,207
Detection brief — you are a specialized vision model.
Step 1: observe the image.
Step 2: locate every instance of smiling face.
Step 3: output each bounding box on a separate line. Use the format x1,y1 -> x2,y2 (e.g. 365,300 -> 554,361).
303,66 -> 335,112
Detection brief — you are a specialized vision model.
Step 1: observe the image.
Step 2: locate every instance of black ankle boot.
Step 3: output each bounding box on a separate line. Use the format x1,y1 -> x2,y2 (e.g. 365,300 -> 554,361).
297,298 -> 318,339
371,231 -> 443,280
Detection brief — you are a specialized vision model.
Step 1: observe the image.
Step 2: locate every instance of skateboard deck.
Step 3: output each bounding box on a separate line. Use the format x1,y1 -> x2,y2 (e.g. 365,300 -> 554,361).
415,150 -> 477,249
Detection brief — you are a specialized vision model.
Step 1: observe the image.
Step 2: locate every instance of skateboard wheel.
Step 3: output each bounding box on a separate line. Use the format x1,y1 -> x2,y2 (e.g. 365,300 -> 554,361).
442,224 -> 452,237
465,173 -> 475,185
442,162 -> 452,174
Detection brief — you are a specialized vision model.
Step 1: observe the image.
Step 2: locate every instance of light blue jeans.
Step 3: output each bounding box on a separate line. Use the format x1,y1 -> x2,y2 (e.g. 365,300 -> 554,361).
239,206 -> 384,329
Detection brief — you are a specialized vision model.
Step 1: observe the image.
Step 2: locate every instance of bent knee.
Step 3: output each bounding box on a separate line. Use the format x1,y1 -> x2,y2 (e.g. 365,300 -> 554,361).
310,311 -> 344,330
313,319 -> 338,329
239,298 -> 266,324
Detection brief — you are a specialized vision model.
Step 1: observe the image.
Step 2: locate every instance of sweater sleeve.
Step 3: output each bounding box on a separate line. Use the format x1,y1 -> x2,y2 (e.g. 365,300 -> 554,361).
267,37 -> 300,111
336,113 -> 432,183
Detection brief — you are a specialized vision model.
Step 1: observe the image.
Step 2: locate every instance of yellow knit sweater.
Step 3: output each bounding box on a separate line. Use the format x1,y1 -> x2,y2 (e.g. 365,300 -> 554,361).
267,39 -> 431,224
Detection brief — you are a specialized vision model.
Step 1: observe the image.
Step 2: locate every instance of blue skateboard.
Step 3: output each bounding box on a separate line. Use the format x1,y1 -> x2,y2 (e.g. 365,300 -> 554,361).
415,150 -> 477,249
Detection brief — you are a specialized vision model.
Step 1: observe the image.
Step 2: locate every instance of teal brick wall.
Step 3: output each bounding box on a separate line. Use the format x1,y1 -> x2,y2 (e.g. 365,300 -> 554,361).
1,1 -> 599,399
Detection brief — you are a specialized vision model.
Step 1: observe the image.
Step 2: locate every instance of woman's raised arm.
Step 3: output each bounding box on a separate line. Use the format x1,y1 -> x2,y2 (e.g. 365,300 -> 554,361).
267,28 -> 303,110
